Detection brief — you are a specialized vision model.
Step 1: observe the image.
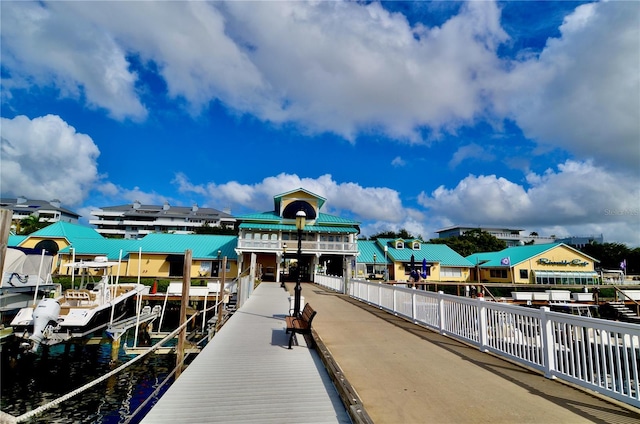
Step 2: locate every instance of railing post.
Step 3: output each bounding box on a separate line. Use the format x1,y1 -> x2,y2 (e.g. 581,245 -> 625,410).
393,285 -> 397,315
478,298 -> 488,352
412,287 -> 417,322
540,306 -> 556,379
379,282 -> 383,309
438,291 -> 446,335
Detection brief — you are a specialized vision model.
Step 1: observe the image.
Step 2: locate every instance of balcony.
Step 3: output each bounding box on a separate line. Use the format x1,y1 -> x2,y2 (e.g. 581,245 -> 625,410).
237,239 -> 357,254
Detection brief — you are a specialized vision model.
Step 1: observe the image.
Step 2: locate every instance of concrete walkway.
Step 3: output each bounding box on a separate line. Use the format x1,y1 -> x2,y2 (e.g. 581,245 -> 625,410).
294,282 -> 640,424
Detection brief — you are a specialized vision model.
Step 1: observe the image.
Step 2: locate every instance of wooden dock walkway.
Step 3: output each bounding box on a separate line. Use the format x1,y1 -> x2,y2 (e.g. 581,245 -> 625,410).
140,282 -> 350,424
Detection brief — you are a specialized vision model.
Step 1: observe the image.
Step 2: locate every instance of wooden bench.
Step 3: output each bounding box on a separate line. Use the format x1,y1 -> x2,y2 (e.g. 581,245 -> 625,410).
285,303 -> 317,349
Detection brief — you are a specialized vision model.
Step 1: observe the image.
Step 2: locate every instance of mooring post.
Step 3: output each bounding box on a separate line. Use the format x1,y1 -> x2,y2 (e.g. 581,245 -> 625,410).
216,256 -> 227,332
176,249 -> 192,379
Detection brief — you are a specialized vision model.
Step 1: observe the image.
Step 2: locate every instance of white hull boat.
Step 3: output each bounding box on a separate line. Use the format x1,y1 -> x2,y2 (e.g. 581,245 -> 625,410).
10,256 -> 147,353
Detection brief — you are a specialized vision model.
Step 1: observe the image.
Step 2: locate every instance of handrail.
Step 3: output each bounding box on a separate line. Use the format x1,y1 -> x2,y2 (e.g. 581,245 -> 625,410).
324,278 -> 640,409
613,286 -> 640,316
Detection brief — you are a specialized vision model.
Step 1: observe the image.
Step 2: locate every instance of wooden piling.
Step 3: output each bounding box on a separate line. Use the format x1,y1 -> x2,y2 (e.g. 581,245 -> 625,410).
176,249 -> 192,379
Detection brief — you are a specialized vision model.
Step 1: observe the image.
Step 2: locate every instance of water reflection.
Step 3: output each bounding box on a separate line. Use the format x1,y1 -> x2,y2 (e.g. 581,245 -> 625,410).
1,337 -> 175,423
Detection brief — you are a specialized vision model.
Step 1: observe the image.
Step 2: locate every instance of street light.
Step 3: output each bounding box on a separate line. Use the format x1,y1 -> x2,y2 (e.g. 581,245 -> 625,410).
373,253 -> 377,279
293,210 -> 306,317
384,245 -> 388,282
217,249 -> 222,277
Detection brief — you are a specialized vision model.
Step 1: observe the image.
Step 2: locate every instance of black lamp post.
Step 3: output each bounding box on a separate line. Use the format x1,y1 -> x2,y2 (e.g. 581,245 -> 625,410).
217,250 -> 222,277
293,210 -> 306,317
373,253 -> 377,279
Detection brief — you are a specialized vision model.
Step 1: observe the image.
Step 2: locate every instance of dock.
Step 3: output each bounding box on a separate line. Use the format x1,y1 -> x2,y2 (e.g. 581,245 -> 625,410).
142,282 -> 640,423
141,282 -> 350,423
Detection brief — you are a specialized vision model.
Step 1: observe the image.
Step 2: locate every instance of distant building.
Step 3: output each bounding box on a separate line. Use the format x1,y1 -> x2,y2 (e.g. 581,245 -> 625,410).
435,225 -> 603,247
89,201 -> 235,239
0,197 -> 80,230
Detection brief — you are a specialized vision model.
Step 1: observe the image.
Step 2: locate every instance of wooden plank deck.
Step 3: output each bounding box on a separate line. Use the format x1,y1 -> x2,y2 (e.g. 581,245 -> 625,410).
141,282 -> 350,424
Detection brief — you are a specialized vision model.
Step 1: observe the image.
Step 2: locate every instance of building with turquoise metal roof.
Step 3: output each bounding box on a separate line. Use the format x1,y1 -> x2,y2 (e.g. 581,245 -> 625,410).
235,188 -> 360,282
7,190 -> 602,287
466,243 -> 599,285
357,238 -> 474,283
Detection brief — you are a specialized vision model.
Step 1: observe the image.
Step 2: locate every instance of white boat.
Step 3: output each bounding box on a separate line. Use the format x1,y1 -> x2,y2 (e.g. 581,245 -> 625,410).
10,256 -> 147,353
1,247 -> 58,322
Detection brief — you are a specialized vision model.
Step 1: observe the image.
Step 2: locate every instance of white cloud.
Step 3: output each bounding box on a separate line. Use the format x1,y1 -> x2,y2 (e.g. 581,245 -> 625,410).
1,1 -> 508,140
0,115 -> 100,206
1,2 -> 146,120
449,143 -> 495,168
391,156 -> 406,167
418,160 -> 640,246
501,1 -> 640,171
175,173 -> 409,222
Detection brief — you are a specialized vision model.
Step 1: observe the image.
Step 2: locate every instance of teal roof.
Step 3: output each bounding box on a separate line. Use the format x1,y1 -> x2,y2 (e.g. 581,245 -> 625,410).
359,239 -> 474,267
136,234 -> 238,259
466,243 -> 596,267
357,240 -> 388,263
8,234 -> 27,246
235,211 -> 282,222
58,238 -> 140,261
31,221 -> 104,240
239,222 -> 357,233
236,211 -> 358,226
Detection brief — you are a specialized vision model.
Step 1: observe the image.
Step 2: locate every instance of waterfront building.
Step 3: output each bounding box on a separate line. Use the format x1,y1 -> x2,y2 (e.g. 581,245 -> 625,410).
234,188 -> 360,284
89,201 -> 235,239
0,197 -> 80,231
435,225 -> 603,247
466,243 -> 599,285
357,239 -> 474,283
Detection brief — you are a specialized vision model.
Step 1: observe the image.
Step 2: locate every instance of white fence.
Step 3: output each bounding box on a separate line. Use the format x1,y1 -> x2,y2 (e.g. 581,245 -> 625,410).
314,274 -> 345,293
314,275 -> 640,408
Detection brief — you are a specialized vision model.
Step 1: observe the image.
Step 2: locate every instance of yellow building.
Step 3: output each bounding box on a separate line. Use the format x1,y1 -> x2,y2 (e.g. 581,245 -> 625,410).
467,243 -> 599,285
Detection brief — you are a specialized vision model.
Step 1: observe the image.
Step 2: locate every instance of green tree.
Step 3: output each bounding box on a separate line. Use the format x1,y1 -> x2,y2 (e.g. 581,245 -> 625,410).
369,229 -> 415,240
194,222 -> 236,235
428,229 -> 506,257
579,242 -> 632,270
17,214 -> 47,235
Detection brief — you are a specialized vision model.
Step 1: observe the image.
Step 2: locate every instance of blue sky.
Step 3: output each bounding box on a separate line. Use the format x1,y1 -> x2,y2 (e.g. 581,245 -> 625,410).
1,1 -> 639,246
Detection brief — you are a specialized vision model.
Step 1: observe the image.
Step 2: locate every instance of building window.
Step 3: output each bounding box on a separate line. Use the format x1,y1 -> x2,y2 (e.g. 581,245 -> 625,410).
490,269 -> 508,278
412,242 -> 420,250
395,241 -> 404,249
520,269 -> 528,279
441,267 -> 462,278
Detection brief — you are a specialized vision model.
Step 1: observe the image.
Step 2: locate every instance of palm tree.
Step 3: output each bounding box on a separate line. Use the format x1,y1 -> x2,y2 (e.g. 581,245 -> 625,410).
18,214 -> 44,235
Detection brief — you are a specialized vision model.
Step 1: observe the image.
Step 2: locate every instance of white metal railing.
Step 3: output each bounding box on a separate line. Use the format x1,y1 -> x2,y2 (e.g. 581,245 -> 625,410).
314,274 -> 344,292
314,277 -> 640,408
237,239 -> 358,253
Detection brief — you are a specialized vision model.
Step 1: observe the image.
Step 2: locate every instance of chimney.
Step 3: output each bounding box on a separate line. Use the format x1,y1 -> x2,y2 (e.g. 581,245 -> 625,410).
192,203 -> 199,213
163,201 -> 170,211
17,196 -> 27,204
50,199 -> 61,208
133,200 -> 141,210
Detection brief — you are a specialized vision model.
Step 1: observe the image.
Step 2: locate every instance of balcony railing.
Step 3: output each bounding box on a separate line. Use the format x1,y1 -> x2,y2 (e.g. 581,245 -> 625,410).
237,239 -> 357,253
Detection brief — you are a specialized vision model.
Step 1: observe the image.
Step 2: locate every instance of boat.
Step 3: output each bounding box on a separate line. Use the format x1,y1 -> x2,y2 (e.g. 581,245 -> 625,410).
1,247 -> 58,323
10,256 -> 147,353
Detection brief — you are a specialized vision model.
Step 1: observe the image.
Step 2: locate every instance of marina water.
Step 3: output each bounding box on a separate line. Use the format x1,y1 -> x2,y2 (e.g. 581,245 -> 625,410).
1,334 -> 177,423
